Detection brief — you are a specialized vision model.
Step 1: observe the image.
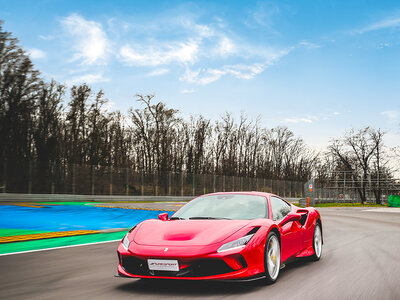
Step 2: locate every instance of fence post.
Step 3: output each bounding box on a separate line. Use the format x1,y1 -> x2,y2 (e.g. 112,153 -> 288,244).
203,173 -> 206,194
2,159 -> 6,193
109,165 -> 113,196
168,171 -> 172,196
232,176 -> 235,191
72,164 -> 76,194
91,165 -> 95,195
343,173 -> 346,202
28,161 -> 32,194
126,168 -> 129,196
213,174 -> 216,193
192,172 -> 195,196
141,171 -> 144,196
155,170 -> 158,196
181,171 -> 184,196
223,175 -> 226,192
283,180 -> 286,197
51,163 -> 55,194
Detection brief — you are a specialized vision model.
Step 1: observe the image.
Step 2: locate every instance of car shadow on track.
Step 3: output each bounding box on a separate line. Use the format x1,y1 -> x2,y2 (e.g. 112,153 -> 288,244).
114,258 -> 314,296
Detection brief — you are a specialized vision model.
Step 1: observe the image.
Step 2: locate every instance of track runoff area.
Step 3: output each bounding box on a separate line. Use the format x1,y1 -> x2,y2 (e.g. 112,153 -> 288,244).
0,201 -> 182,256
1,202 -> 400,299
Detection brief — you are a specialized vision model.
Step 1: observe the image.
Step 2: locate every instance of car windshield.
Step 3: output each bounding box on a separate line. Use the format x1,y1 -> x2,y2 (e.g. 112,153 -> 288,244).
171,194 -> 268,220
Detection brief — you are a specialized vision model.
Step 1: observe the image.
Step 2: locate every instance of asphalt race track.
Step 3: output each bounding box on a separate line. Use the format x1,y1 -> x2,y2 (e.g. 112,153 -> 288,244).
1,207 -> 400,300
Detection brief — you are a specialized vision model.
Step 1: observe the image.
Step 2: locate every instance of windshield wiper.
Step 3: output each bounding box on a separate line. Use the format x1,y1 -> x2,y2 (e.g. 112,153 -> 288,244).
189,217 -> 231,220
169,217 -> 186,220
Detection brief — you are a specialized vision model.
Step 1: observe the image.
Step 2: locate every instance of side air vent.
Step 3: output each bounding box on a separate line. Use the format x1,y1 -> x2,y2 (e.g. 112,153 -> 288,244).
247,226 -> 261,235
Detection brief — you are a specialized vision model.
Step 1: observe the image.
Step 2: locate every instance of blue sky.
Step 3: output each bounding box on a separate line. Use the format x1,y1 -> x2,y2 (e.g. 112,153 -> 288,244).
1,0 -> 400,150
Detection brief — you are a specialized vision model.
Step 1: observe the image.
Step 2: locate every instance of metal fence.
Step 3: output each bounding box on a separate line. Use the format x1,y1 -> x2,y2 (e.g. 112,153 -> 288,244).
313,171 -> 400,204
0,163 -> 305,198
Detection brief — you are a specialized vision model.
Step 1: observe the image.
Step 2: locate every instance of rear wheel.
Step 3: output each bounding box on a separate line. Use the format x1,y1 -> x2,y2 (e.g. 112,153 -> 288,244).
311,222 -> 322,261
263,231 -> 280,284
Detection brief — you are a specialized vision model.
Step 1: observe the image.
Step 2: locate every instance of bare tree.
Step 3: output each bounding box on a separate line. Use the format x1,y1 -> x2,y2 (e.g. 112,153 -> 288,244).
329,127 -> 386,204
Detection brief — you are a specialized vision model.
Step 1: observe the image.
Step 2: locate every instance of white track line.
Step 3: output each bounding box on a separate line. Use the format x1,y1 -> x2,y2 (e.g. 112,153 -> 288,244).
0,239 -> 120,257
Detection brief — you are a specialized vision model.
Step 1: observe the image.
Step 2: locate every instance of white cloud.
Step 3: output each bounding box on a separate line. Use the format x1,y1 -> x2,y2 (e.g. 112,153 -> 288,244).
180,48 -> 290,85
180,63 -> 265,85
284,118 -> 313,124
39,35 -> 55,40
246,2 -> 280,32
181,89 -> 195,94
66,73 -> 110,85
333,112 -> 340,115
120,40 -> 199,66
382,110 -> 399,120
299,40 -> 321,49
61,13 -> 110,65
146,68 -> 170,77
27,48 -> 46,59
216,37 -> 236,56
352,17 -> 400,34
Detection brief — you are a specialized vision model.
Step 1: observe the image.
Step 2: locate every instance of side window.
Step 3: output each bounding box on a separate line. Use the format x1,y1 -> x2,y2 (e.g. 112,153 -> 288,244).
270,197 -> 291,221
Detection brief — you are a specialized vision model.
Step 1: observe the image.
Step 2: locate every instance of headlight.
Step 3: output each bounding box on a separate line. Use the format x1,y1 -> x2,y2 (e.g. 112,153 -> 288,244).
217,234 -> 254,253
122,233 -> 130,250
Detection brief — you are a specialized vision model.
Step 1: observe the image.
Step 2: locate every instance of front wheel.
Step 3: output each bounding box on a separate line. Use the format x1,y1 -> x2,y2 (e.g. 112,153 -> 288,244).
310,222 -> 322,261
263,231 -> 281,284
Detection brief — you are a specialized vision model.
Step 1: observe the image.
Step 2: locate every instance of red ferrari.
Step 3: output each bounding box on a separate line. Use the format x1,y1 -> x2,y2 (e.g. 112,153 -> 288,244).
116,192 -> 323,283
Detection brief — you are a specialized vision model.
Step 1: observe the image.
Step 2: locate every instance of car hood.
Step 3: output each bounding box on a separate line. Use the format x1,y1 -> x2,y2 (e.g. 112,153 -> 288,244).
133,219 -> 252,246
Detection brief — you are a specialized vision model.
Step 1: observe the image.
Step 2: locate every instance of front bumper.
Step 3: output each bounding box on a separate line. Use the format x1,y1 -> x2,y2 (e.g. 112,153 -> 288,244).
116,241 -> 265,281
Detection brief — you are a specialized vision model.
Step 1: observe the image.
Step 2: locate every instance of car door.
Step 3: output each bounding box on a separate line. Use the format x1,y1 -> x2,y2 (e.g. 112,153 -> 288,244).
270,196 -> 302,262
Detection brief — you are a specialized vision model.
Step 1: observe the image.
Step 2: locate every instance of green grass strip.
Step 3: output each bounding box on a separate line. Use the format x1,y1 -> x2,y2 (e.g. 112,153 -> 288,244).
0,231 -> 127,255
0,228 -> 51,237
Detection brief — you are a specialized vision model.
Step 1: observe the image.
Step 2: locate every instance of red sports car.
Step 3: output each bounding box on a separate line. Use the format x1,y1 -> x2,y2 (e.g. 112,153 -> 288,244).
116,192 -> 323,283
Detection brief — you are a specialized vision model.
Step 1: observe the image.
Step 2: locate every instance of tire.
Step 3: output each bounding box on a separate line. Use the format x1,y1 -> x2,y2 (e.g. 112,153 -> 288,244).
310,222 -> 322,261
263,231 -> 281,284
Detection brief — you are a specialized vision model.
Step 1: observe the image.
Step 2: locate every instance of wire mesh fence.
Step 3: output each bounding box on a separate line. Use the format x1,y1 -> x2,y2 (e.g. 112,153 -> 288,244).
313,171 -> 400,204
0,162 -> 305,198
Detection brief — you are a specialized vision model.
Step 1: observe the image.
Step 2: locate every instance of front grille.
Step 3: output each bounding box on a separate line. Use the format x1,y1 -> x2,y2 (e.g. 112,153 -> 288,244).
121,256 -> 235,277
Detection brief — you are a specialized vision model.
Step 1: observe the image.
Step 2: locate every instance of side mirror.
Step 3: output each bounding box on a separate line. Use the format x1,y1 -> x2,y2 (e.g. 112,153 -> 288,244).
280,212 -> 301,226
158,212 -> 169,221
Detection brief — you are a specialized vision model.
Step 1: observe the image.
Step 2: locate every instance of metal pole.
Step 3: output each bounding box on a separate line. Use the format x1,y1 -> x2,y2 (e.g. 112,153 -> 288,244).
72,164 -> 76,194
181,171 -> 184,196
126,168 -> 129,196
213,174 -> 216,193
203,173 -> 206,194
192,172 -> 195,196
168,171 -> 172,196
91,165 -> 95,195
283,179 -> 286,197
109,165 -> 113,196
141,170 -> 144,196
155,170 -> 158,196
51,163 -> 55,194
2,159 -> 6,193
28,160 -> 32,194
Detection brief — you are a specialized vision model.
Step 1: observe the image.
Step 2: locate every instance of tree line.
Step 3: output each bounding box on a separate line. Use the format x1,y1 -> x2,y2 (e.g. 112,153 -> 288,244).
0,22 -> 397,202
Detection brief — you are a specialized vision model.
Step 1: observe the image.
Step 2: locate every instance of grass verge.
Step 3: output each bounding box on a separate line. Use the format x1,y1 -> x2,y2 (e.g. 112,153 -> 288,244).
0,231 -> 127,255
